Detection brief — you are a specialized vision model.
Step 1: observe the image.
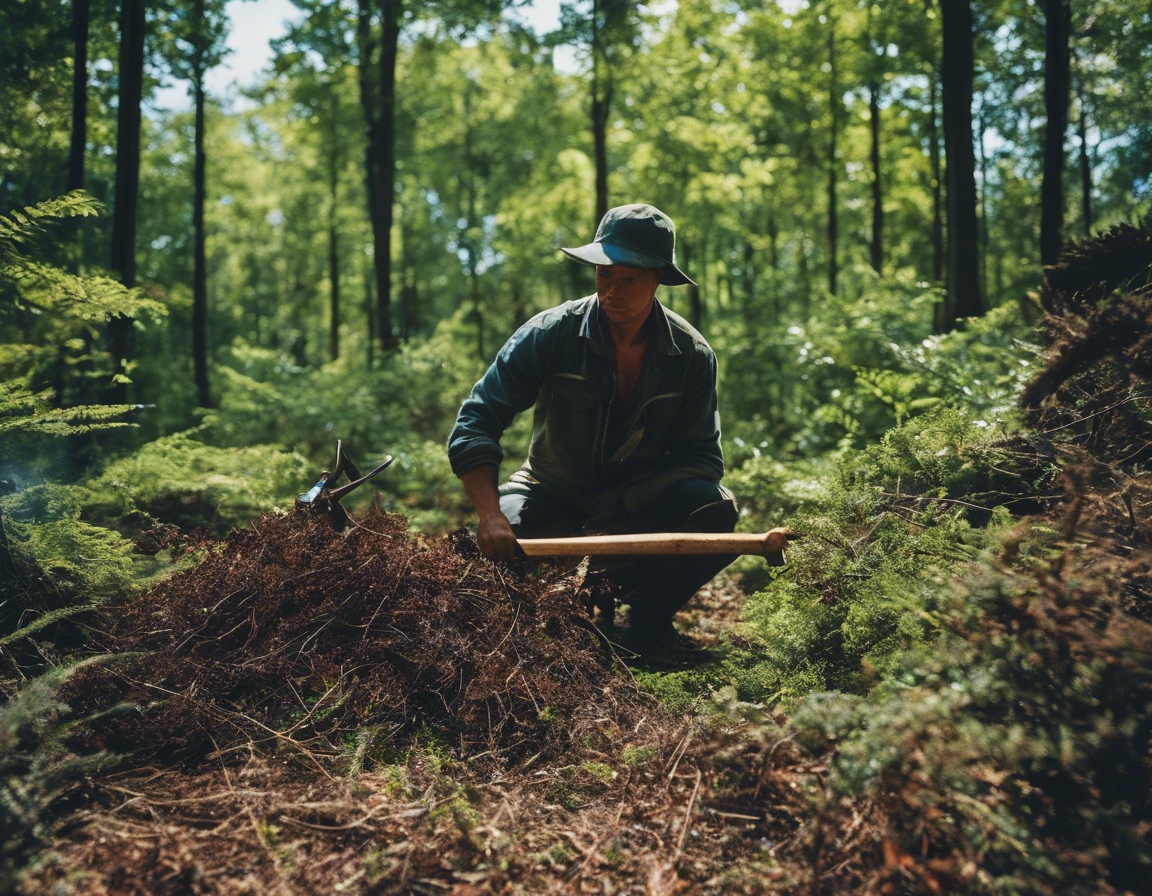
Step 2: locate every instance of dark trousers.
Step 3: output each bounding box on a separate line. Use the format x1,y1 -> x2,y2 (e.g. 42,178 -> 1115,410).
499,477 -> 739,634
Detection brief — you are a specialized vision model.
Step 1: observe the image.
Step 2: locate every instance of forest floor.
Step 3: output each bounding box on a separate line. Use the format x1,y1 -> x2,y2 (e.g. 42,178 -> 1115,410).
20,515 -> 824,896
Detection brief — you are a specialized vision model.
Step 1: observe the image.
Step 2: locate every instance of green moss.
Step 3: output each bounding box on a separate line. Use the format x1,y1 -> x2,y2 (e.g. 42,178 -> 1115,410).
620,744 -> 657,767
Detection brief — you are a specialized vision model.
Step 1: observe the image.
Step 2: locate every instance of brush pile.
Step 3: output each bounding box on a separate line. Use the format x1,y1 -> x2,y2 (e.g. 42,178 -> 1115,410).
75,509 -> 650,768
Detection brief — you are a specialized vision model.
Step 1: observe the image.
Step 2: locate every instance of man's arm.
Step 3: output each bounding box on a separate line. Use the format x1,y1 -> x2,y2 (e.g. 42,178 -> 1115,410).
459,464 -> 520,560
449,317 -> 551,559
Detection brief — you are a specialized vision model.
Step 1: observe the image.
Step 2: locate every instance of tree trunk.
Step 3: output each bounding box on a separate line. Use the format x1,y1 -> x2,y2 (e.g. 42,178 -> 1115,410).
1075,55 -> 1092,236
375,0 -> 399,350
192,61 -> 210,408
364,258 -> 375,370
939,0 -> 983,329
357,0 -> 399,355
67,0 -> 90,193
928,69 -> 944,284
978,109 -> 989,301
1040,0 -> 1071,266
328,98 -> 341,362
869,79 -> 883,274
108,0 -> 146,399
462,83 -> 485,361
826,26 -> 839,296
590,0 -> 611,227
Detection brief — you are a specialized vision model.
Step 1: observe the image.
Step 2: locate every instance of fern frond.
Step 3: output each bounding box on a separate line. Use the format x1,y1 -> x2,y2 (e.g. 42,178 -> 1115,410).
6,260 -> 166,322
0,191 -> 102,249
0,604 -> 97,647
0,388 -> 136,437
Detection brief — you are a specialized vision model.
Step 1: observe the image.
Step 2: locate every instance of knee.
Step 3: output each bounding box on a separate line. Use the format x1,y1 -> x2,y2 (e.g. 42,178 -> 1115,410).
668,479 -> 739,533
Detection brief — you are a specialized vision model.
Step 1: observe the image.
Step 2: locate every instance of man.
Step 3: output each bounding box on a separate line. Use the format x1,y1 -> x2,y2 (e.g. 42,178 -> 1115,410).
447,204 -> 739,656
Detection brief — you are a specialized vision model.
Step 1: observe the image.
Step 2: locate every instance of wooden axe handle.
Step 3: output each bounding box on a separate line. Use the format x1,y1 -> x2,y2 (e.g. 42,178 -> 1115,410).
517,532 -> 791,566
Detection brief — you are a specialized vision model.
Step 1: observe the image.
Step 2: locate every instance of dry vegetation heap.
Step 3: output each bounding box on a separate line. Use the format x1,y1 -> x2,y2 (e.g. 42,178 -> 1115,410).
34,511 -> 805,894
76,510 -> 652,768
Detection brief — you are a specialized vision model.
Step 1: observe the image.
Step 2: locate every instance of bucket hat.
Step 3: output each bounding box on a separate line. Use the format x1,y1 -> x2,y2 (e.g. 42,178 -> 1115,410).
561,204 -> 695,286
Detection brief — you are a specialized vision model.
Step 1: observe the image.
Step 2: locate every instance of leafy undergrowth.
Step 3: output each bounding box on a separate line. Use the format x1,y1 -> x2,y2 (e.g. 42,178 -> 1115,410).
762,224 -> 1152,894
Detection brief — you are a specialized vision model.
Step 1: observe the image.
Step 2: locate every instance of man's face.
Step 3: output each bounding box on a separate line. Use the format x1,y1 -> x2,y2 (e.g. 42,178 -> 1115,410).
595,264 -> 661,328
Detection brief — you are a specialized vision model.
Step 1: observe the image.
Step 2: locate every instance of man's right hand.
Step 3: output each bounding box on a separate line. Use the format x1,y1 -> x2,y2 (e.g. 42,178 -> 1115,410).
459,464 -> 522,560
476,513 -> 521,560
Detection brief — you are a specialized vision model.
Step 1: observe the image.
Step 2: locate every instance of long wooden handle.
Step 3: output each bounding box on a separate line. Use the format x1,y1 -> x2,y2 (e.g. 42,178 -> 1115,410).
517,532 -> 788,565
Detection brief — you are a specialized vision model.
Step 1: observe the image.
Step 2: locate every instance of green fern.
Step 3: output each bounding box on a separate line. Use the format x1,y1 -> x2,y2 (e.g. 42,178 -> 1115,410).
0,191 -> 102,254
0,655 -> 125,892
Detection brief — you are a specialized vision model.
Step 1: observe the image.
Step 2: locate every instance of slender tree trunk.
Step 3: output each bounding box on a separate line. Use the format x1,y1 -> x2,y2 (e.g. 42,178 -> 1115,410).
742,239 -> 755,319
1040,0 -> 1071,266
364,259 -> 375,370
357,0 -> 399,354
108,0 -> 145,398
591,0 -> 611,227
67,0 -> 90,193
1075,58 -> 1092,235
356,0 -> 377,356
682,241 -> 703,330
869,79 -> 883,274
328,98 -> 341,362
826,26 -> 839,296
376,0 -> 399,349
192,61 -> 210,408
928,70 -> 944,284
939,0 -> 983,328
977,109 -> 989,301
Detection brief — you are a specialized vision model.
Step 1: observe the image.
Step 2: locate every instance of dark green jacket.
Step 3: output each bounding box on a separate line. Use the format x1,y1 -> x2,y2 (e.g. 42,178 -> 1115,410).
447,296 -> 725,516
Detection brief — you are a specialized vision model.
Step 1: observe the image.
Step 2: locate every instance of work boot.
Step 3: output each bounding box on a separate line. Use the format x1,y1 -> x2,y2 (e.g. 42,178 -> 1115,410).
617,616 -> 714,669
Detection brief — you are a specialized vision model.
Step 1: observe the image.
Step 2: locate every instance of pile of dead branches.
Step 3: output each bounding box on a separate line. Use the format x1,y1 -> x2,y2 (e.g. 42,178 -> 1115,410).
1022,222 -> 1152,468
72,509 -> 655,769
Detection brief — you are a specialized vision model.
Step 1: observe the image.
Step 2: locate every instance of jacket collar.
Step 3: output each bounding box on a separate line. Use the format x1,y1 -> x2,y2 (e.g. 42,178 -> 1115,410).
577,295 -> 682,358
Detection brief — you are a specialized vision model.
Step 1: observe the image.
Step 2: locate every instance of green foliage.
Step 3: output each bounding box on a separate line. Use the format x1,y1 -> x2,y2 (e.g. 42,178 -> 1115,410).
0,193 -> 165,331
723,283 -> 1036,457
739,410 -> 1026,701
0,194 -> 168,484
0,657 -> 119,892
16,519 -> 137,600
84,431 -> 311,533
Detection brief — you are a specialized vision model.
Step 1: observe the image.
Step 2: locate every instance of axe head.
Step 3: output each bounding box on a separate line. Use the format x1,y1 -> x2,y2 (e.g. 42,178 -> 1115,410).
295,440 -> 394,530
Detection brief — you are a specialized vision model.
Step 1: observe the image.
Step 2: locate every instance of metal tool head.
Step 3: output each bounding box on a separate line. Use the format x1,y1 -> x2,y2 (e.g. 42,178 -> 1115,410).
295,440 -> 394,530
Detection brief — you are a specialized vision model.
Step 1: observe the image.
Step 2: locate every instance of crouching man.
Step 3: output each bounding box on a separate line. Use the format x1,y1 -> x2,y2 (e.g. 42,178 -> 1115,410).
447,204 -> 738,658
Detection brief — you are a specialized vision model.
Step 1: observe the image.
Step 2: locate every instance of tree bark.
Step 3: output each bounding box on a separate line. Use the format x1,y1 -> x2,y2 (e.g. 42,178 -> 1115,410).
192,36 -> 210,408
928,69 -> 944,284
590,0 -> 611,226
328,98 -> 341,362
826,26 -> 839,296
869,79 -> 883,274
109,0 -> 146,398
356,0 -> 399,354
939,0 -> 983,329
67,0 -> 90,193
682,240 -> 703,330
376,0 -> 399,350
1040,0 -> 1071,266
1075,56 -> 1092,236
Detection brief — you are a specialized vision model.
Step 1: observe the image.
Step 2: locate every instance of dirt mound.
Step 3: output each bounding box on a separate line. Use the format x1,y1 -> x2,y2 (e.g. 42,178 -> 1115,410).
74,508 -> 655,768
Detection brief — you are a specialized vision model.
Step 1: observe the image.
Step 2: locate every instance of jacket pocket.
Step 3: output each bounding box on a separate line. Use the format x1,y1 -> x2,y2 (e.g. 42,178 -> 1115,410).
549,375 -> 602,411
